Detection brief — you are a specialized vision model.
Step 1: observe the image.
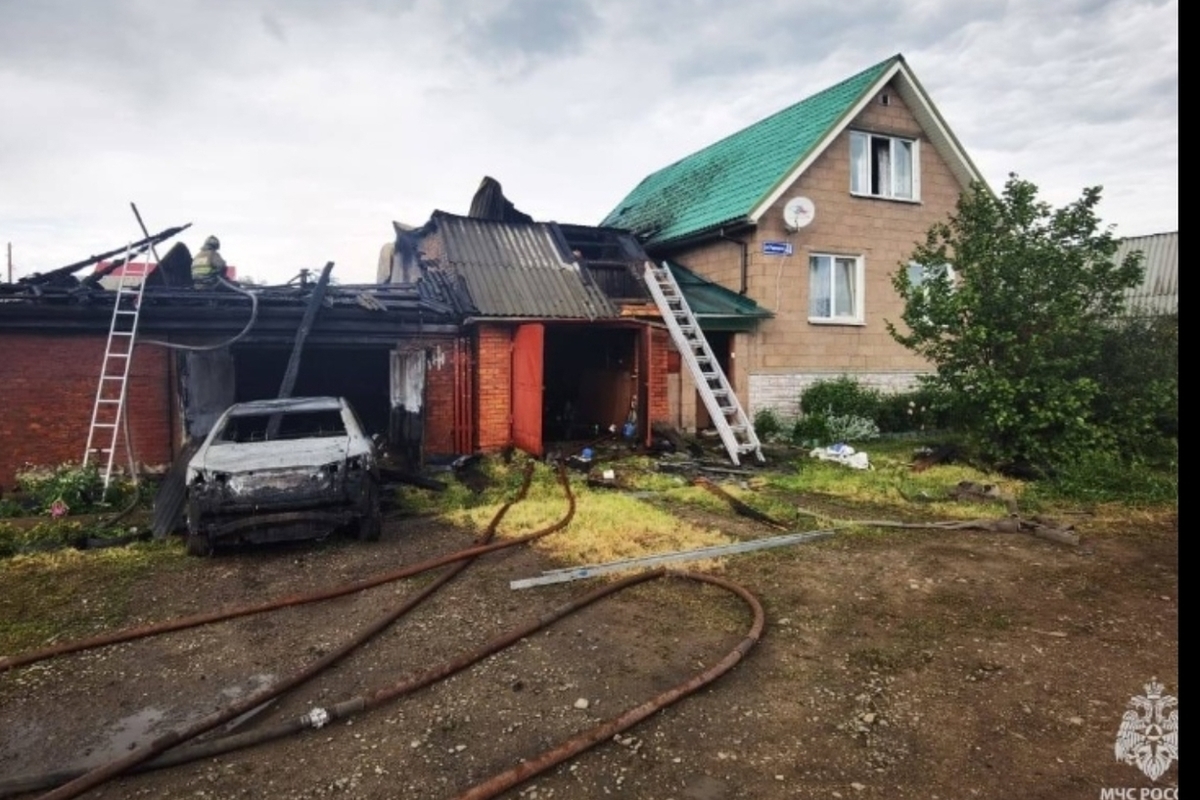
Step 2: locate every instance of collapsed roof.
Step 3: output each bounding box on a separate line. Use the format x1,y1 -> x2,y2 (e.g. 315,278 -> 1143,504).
0,225 -> 462,345
384,177 -> 653,320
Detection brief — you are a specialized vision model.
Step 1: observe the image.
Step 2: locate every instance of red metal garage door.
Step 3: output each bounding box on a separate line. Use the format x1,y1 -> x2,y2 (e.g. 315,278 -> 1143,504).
511,323 -> 544,456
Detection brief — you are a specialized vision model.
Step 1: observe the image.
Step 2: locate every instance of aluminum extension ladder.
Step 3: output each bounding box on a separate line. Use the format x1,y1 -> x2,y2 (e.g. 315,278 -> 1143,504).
83,246 -> 151,491
643,261 -> 764,465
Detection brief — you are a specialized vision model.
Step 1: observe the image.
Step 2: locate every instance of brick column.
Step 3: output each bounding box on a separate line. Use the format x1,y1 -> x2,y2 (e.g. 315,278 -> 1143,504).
474,324 -> 513,450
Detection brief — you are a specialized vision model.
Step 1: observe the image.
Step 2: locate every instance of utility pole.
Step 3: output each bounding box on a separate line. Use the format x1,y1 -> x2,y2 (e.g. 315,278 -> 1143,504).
6,242 -> 11,283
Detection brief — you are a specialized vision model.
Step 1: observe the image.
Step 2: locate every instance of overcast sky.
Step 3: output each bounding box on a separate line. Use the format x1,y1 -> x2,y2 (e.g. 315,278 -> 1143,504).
0,0 -> 1177,285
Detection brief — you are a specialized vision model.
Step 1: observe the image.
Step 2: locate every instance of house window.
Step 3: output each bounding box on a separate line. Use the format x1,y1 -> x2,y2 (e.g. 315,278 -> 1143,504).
906,262 -> 955,289
809,254 -> 864,323
904,262 -> 956,325
850,131 -> 918,200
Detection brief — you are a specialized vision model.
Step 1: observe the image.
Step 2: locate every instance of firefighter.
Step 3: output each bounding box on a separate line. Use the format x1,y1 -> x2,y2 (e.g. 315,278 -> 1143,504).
191,235 -> 228,288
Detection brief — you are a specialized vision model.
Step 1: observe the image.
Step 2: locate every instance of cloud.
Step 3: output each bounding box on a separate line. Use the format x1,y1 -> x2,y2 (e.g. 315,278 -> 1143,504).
465,0 -> 599,64
0,0 -> 1178,283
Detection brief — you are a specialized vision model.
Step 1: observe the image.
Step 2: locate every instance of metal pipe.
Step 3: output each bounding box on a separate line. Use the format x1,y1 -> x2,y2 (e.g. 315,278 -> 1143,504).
718,228 -> 750,295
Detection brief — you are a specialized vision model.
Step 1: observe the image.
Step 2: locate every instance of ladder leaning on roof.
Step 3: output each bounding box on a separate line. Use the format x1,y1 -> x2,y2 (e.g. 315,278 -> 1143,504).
643,261 -> 764,466
83,244 -> 152,492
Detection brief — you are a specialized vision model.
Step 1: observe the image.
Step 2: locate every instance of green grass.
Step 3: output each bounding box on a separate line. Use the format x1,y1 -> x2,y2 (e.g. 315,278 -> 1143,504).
393,458 -> 539,516
765,439 -> 1029,520
447,468 -> 732,567
395,457 -> 732,569
0,517 -> 151,559
763,440 -> 1169,535
0,444 -> 1174,664
1024,450 -> 1178,507
0,541 -> 181,656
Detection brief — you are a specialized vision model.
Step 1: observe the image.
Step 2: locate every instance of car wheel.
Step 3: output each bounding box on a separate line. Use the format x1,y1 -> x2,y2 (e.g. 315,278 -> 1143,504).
356,480 -> 382,542
184,496 -> 213,556
185,532 -> 213,557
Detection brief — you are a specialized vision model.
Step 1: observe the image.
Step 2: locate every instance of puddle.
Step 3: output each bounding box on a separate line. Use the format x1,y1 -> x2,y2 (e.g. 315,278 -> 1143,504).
0,717 -> 47,770
79,707 -> 170,767
220,673 -> 276,701
76,673 -> 278,768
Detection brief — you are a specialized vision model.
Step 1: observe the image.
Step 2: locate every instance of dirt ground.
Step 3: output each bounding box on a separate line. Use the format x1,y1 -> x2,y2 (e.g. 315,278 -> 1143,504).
0,478 -> 1179,799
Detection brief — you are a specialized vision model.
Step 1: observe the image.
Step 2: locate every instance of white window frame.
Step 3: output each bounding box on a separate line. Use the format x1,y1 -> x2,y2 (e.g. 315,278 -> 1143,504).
808,253 -> 865,325
850,130 -> 920,201
904,262 -> 956,326
906,261 -> 955,291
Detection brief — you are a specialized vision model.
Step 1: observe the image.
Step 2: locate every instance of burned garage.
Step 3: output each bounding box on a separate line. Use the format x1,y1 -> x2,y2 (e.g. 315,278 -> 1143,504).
0,227 -> 468,490
381,204 -> 673,457
0,192 -> 682,492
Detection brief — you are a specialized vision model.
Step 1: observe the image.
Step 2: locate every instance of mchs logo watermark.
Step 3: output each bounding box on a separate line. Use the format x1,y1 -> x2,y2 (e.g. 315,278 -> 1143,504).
1100,679 -> 1178,799
1101,790 -> 1178,800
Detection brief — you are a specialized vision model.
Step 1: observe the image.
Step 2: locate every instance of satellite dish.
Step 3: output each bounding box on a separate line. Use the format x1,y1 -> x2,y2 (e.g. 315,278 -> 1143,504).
783,196 -> 816,231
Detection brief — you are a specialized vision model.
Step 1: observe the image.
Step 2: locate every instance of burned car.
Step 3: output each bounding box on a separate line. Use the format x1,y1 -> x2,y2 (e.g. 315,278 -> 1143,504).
184,396 -> 381,556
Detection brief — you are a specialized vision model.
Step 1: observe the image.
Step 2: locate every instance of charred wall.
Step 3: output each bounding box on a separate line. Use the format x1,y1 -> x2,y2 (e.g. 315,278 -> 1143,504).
231,346 -> 392,437
543,326 -> 638,440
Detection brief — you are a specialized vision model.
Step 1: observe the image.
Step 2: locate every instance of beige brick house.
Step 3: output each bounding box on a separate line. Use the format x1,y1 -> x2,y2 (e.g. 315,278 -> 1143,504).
602,54 -> 983,426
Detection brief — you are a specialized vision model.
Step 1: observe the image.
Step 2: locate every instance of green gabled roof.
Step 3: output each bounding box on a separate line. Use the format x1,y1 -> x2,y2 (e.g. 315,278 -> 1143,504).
668,260 -> 771,332
602,55 -> 900,246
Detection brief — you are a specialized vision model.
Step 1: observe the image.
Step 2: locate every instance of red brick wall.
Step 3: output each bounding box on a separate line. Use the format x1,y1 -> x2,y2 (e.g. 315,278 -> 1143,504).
649,327 -> 671,423
469,323 -> 665,450
475,324 -> 512,450
423,339 -> 458,456
0,334 -> 173,489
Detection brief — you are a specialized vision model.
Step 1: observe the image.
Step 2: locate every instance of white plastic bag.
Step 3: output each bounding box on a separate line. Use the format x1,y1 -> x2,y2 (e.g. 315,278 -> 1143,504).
809,443 -> 871,470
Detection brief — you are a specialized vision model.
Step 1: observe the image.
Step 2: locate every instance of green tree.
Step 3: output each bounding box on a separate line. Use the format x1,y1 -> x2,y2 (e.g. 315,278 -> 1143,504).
888,175 -> 1143,474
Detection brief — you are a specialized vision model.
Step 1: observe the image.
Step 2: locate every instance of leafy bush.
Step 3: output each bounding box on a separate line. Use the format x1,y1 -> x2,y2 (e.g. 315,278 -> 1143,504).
1030,449 -> 1178,506
800,377 -> 882,419
875,384 -> 956,433
1091,313 -> 1178,461
11,464 -> 135,515
791,414 -> 830,447
753,408 -> 787,442
794,378 -> 888,443
823,413 -> 881,443
888,176 -> 1145,474
0,498 -> 29,519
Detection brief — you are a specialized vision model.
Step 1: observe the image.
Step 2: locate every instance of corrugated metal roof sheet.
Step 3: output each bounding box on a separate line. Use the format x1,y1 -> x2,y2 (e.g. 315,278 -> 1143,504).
430,212 -> 619,319
416,269 -> 477,316
600,56 -> 897,245
1115,231 -> 1177,315
667,260 -> 772,331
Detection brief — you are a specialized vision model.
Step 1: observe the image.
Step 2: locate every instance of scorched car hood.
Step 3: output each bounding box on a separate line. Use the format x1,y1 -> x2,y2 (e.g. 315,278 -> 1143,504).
193,438 -> 358,474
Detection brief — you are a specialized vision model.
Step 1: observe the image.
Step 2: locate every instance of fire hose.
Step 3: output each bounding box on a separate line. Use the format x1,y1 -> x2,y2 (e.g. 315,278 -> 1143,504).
0,462 -> 764,800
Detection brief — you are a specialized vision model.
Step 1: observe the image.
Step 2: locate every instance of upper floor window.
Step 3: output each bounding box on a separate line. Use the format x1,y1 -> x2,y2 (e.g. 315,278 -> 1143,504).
850,131 -> 918,200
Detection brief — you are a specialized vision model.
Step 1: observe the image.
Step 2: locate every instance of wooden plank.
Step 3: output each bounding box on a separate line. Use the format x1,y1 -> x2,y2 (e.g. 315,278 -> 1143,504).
266,261 -> 334,439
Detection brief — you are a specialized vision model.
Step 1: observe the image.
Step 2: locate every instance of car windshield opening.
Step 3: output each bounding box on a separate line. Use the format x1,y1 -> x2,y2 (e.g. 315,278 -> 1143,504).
217,410 -> 347,443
